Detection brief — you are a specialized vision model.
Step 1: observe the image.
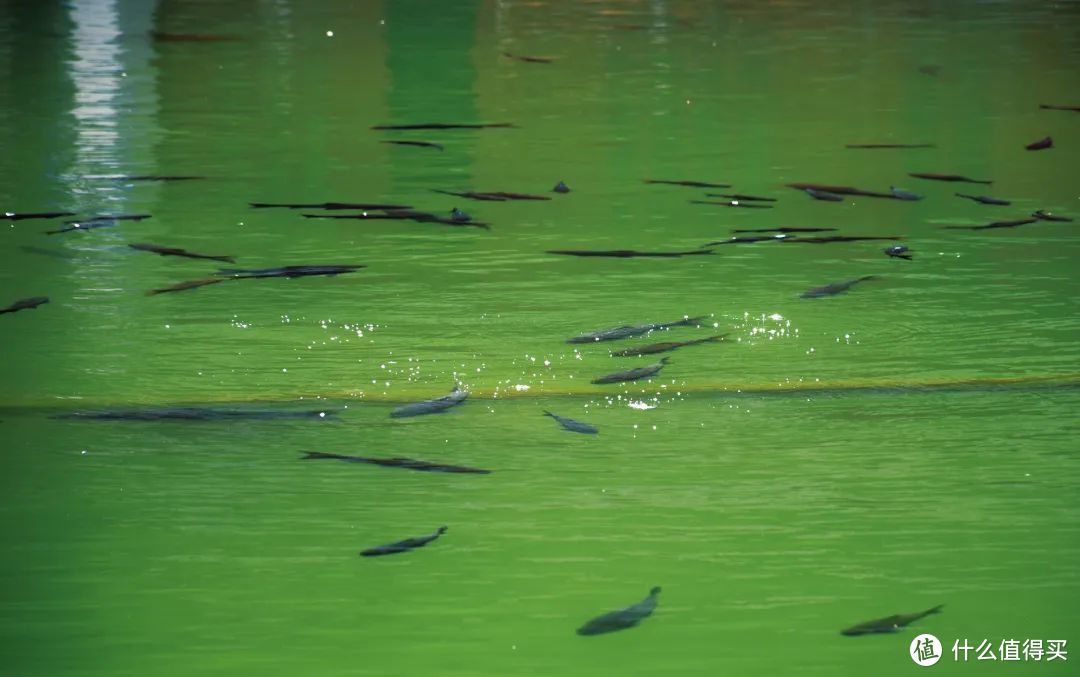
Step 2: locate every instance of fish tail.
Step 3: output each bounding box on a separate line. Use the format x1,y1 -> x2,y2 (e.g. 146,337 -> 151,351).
859,275 -> 880,283
437,526 -> 449,534
925,604 -> 944,616
215,255 -> 237,264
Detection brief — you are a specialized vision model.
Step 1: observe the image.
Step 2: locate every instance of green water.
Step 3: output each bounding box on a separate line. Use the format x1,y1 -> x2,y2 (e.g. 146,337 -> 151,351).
2,0 -> 1079,675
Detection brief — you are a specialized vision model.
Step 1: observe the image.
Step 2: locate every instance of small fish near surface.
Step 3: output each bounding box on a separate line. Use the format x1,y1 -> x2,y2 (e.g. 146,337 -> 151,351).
129,243 -> 235,263
543,411 -> 598,434
644,179 -> 731,188
300,451 -> 491,474
360,526 -> 448,557
568,317 -> 703,344
800,276 -> 879,299
1025,136 -> 1053,151
955,193 -> 1011,206
943,218 -> 1037,231
547,249 -> 713,258
884,245 -> 913,260
58,407 -> 336,421
577,587 -> 661,636
46,219 -> 122,235
371,122 -> 515,130
0,296 -> 49,316
689,200 -> 773,209
503,52 -> 554,63
148,264 -> 364,295
610,334 -> 728,357
1032,210 -> 1073,222
390,386 -> 468,418
251,202 -> 413,210
3,211 -> 76,221
553,181 -> 571,194
909,172 -> 992,185
592,357 -> 670,384
841,605 -> 943,636
382,140 -> 443,151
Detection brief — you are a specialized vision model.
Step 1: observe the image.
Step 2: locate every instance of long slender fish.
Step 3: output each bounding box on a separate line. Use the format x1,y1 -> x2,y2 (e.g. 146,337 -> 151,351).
304,210 -> 491,229
703,235 -> 787,246
148,277 -> 232,295
800,276 -> 879,298
787,183 -> 894,199
58,408 -> 335,421
371,123 -> 515,130
382,140 -> 443,151
841,605 -> 943,636
45,219 -> 127,235
568,317 -> 703,343
890,186 -> 922,201
129,243 -> 235,263
300,451 -> 490,474
689,200 -> 773,209
644,179 -> 731,188
955,193 -> 1010,206
1025,136 -> 1053,151
781,236 -> 903,244
733,227 -> 834,234
215,264 -> 364,279
577,587 -> 661,636
251,202 -> 413,210
543,411 -> 598,434
63,214 -> 152,223
943,218 -> 1038,231
610,334 -> 727,357
390,386 -> 468,418
884,245 -> 912,260
1032,210 -> 1073,222
804,188 -> 844,202
592,357 -> 670,384
845,143 -> 935,149
1039,104 -> 1080,112
433,189 -> 550,201
547,249 -> 713,258
909,172 -> 992,184
503,52 -> 553,63
360,526 -> 448,557
0,296 -> 49,315
4,211 -> 76,221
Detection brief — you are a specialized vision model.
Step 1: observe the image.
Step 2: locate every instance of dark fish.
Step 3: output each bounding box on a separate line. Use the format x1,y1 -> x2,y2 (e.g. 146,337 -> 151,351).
215,265 -> 364,279
3,211 -> 76,221
577,587 -> 661,636
45,219 -> 121,235
250,202 -> 413,210
129,243 -> 235,263
732,227 -> 835,234
909,172 -> 992,185
885,245 -> 912,260
433,189 -> 550,202
543,411 -> 599,434
569,317 -> 703,343
804,188 -> 844,202
592,357 -> 670,384
800,275 -> 879,299
890,186 -> 922,201
390,386 -> 468,418
58,408 -> 335,421
503,52 -> 553,63
360,526 -> 448,557
0,296 -> 49,315
706,194 -> 777,202
63,214 -> 152,223
644,179 -> 731,188
841,605 -> 943,636
303,210 -> 491,229
553,181 -> 571,194
689,200 -> 773,209
781,236 -> 903,244
1025,136 -> 1053,151
787,183 -> 894,199
610,334 -> 728,357
845,143 -> 935,149
1032,210 -> 1073,222
1039,104 -> 1080,112
371,123 -> 515,130
450,207 -> 472,223
547,249 -> 713,258
147,277 -> 231,295
955,193 -> 1010,206
382,140 -> 443,151
702,235 -> 787,246
943,218 -> 1038,231
300,451 -> 490,474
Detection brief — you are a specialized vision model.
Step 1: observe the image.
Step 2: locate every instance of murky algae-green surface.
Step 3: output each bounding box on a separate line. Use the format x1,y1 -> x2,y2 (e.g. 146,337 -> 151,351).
1,1 -> 1078,674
